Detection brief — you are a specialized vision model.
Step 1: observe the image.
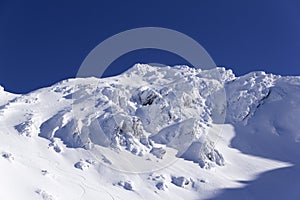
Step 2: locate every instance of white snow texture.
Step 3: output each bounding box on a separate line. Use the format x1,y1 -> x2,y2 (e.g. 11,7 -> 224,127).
0,64 -> 299,200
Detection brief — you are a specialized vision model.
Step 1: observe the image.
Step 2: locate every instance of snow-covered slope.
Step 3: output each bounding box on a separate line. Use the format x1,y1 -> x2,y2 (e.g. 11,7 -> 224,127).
0,64 -> 299,200
0,85 -> 19,106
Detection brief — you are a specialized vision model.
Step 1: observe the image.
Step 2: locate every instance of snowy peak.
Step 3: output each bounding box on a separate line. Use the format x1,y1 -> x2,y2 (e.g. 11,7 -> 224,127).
34,64 -> 230,170
0,64 -> 299,168
123,63 -> 236,84
1,64 -> 300,200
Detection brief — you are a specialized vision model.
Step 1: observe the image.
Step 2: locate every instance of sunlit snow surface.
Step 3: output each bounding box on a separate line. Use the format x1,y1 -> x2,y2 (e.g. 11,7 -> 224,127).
0,64 -> 299,200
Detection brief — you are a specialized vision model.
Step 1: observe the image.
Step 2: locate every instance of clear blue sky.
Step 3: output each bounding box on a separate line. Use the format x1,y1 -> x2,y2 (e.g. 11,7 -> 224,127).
0,0 -> 299,93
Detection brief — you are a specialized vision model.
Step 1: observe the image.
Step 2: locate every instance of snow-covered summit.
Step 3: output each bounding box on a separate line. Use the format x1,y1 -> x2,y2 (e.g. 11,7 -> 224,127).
1,64 -> 300,200
0,64 -> 230,170
1,64 -> 299,163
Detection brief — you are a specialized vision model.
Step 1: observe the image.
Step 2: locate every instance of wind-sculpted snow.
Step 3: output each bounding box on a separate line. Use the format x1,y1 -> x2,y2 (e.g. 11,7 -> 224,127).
226,75 -> 300,163
1,64 -> 299,167
35,64 -> 228,169
225,71 -> 300,147
225,71 -> 278,123
0,64 -> 299,199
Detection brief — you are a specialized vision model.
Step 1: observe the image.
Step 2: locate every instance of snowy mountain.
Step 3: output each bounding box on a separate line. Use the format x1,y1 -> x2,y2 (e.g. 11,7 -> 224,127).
1,64 -> 299,200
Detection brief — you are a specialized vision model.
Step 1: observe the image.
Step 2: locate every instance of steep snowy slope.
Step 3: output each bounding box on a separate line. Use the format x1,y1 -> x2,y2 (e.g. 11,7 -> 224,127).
225,71 -> 300,162
211,72 -> 300,200
0,64 -> 299,200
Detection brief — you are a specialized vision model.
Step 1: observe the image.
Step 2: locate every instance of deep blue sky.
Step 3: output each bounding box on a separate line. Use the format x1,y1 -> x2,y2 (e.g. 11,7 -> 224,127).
0,0 -> 299,93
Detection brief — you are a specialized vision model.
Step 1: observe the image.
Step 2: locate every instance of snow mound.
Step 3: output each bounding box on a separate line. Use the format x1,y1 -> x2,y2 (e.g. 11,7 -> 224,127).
35,189 -> 55,200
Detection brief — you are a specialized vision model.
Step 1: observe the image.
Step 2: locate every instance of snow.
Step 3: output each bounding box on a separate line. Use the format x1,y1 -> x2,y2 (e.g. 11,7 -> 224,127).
0,64 -> 299,199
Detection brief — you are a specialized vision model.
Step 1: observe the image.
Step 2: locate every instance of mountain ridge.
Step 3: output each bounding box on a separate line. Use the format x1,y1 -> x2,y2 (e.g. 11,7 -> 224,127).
1,64 -> 299,200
